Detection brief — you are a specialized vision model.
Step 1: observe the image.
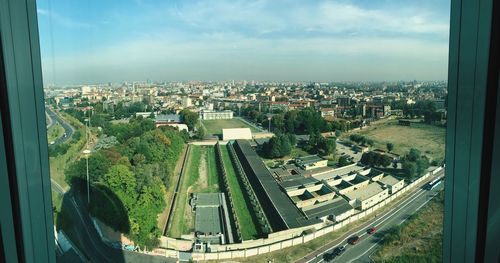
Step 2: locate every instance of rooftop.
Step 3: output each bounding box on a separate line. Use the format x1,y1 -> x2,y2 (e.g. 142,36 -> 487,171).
312,164 -> 366,181
378,175 -> 402,186
155,114 -> 181,123
233,140 -> 320,229
302,198 -> 353,219
345,183 -> 386,201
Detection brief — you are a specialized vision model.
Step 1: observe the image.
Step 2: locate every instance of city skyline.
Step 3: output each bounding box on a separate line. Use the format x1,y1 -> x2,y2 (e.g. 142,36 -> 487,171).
37,0 -> 450,85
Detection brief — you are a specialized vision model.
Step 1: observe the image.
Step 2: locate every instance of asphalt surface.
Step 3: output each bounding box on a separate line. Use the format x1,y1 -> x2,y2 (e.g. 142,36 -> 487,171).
299,169 -> 445,263
46,107 -> 74,145
57,190 -> 176,263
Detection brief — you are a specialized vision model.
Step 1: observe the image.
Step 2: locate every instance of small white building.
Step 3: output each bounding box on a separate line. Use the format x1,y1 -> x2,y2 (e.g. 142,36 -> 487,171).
345,183 -> 389,210
222,128 -> 252,141
377,175 -> 404,194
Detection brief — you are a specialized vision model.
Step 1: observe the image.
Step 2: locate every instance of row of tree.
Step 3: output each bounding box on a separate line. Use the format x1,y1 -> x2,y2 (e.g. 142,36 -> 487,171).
260,134 -> 296,158
349,134 -> 374,146
242,107 -> 355,135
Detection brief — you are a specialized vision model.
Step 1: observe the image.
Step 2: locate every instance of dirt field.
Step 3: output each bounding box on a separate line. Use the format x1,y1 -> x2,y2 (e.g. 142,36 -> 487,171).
346,120 -> 446,161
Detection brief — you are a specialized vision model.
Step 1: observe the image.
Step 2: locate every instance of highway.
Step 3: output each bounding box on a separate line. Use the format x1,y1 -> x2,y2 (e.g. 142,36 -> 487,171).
298,170 -> 445,263
46,106 -> 74,145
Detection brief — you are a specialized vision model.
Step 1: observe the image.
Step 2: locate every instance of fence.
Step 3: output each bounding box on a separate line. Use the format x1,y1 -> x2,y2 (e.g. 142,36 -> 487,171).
156,167 -> 440,260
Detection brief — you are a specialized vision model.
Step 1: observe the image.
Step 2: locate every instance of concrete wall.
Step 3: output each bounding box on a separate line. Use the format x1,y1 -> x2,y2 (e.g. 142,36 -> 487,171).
156,170 -> 438,261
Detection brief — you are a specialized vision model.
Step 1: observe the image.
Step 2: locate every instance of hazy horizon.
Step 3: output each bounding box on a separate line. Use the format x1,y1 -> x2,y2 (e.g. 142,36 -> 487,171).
37,0 -> 451,85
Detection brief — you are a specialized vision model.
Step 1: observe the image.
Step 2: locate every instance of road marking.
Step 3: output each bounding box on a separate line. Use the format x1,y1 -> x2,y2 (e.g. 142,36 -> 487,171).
303,186 -> 431,263
346,188 -> 443,263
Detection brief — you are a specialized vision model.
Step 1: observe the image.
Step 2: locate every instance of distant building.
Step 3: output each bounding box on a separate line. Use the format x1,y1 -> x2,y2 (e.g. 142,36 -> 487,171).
222,128 -> 252,141
182,97 -> 192,107
155,114 -> 181,127
336,96 -> 352,107
135,112 -> 154,118
199,110 -> 233,120
320,108 -> 335,118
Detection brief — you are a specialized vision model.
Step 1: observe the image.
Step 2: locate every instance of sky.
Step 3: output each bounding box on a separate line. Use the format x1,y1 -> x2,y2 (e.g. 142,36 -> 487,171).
36,0 -> 451,85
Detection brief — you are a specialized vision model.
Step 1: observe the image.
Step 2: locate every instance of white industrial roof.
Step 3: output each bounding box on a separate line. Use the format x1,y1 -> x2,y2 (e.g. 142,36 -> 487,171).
222,128 -> 252,140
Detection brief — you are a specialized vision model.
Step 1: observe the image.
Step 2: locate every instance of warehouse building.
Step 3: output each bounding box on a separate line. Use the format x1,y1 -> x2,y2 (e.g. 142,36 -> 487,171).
232,140 -> 321,231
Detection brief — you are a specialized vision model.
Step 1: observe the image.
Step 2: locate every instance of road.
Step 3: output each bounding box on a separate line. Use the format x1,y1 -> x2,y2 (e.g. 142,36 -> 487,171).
46,106 -> 74,145
59,192 -> 176,263
298,170 -> 445,263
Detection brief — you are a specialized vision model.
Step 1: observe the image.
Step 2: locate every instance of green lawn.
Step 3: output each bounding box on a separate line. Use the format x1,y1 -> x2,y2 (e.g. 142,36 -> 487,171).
220,145 -> 259,240
47,124 -> 64,143
372,191 -> 444,262
202,119 -> 260,135
167,145 -> 201,237
346,120 -> 446,161
202,146 -> 220,193
49,113 -> 87,191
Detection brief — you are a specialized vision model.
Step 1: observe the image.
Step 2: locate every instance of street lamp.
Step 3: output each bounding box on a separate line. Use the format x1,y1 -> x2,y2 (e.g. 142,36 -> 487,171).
82,149 -> 91,204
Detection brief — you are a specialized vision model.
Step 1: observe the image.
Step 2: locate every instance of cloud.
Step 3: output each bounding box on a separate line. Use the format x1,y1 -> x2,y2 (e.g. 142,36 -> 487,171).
168,0 -> 449,39
38,0 -> 450,84
37,8 -> 93,29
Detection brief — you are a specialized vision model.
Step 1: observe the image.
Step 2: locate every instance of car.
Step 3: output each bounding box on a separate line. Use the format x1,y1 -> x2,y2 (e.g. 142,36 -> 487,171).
348,235 -> 360,245
368,227 -> 377,234
323,252 -> 336,262
333,245 -> 346,256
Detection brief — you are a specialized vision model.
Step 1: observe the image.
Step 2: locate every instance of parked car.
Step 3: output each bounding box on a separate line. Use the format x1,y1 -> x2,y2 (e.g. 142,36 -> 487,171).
368,227 -> 377,234
323,252 -> 336,262
333,245 -> 346,255
348,235 -> 360,245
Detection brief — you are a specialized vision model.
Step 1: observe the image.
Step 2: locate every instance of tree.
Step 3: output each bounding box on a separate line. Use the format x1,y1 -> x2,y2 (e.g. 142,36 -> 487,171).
402,161 -> 417,179
380,155 -> 392,167
416,156 -> 430,176
338,155 -> 350,167
361,152 -> 375,166
335,130 -> 342,137
386,143 -> 394,152
319,138 -> 336,156
263,134 -> 292,158
179,109 -> 199,130
104,164 -> 137,209
195,122 -> 206,140
407,148 -> 421,162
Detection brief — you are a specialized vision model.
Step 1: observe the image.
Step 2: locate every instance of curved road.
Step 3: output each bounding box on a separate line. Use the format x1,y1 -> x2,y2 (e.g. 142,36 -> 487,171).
299,169 -> 445,263
46,107 -> 74,145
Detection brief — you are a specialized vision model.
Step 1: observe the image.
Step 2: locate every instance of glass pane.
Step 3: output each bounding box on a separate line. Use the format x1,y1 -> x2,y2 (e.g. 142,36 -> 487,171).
36,1 -> 449,262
